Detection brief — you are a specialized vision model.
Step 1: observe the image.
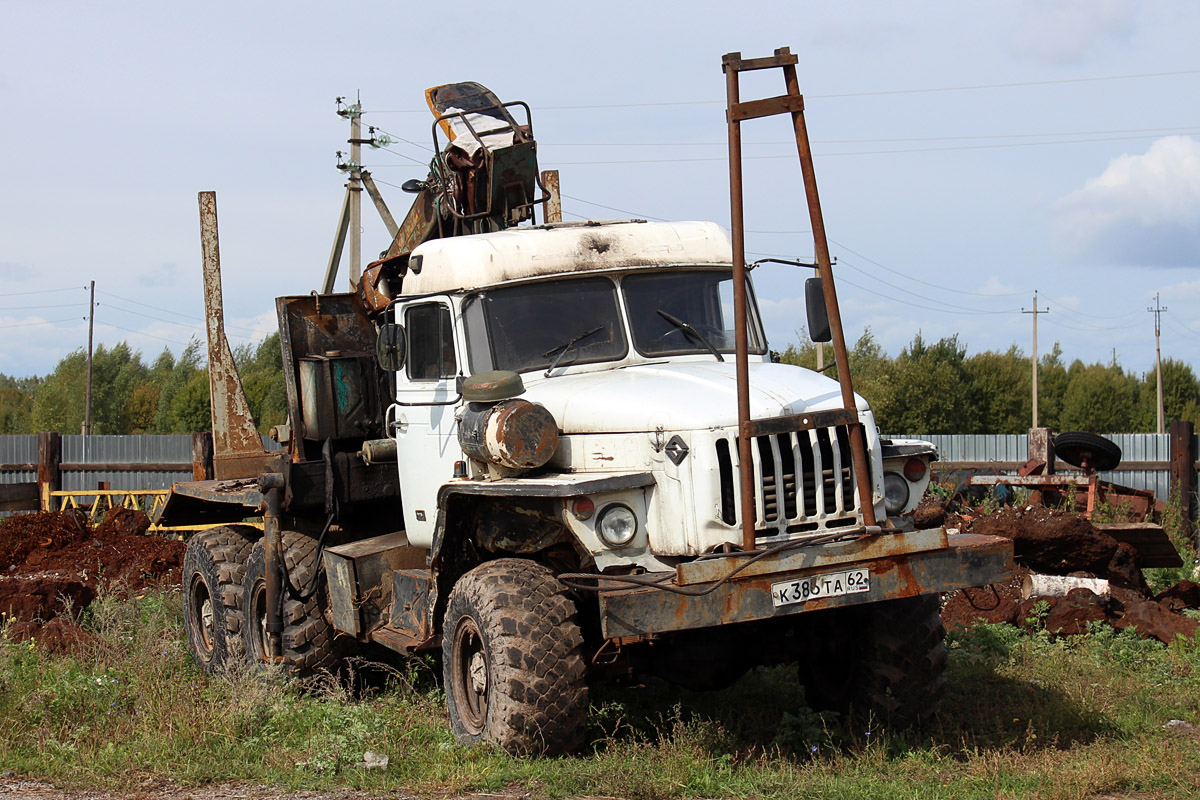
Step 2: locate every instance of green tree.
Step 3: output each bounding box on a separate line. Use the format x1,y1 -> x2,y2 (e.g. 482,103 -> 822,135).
154,340 -> 205,433
876,333 -> 979,434
1133,358 -> 1200,431
166,371 -> 211,433
30,343 -> 149,434
234,332 -> 287,432
1059,361 -> 1139,432
1036,343 -> 1068,430
965,345 -> 1031,434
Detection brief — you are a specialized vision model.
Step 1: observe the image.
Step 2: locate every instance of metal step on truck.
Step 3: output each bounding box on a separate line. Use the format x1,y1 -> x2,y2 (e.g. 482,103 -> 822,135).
159,49 -> 1013,756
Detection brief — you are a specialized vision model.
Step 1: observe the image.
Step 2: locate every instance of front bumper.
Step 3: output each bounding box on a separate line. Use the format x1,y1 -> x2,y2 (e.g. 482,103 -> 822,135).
596,530 -> 1012,638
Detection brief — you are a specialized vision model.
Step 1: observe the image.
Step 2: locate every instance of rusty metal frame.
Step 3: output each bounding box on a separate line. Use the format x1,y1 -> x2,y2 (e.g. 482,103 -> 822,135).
199,192 -> 281,481
722,48 -> 877,552
598,533 -> 1010,638
429,100 -> 550,223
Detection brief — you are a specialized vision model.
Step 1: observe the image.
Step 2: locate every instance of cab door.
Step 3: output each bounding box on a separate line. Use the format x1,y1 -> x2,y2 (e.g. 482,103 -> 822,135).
391,299 -> 461,548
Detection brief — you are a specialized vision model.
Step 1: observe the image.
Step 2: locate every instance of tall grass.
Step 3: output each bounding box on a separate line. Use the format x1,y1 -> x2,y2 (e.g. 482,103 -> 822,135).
2,590 -> 1199,799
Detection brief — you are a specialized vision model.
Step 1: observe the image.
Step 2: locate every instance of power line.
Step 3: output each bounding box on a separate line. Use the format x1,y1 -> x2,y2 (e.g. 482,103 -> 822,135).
561,193 -> 668,222
0,303 -> 86,311
366,69 -> 1200,113
820,256 -> 1017,314
532,131 -> 1200,165
96,319 -> 197,347
96,289 -> 262,336
0,287 -> 87,298
826,238 -> 1025,298
0,316 -> 84,330
96,300 -> 259,342
545,124 -> 1200,147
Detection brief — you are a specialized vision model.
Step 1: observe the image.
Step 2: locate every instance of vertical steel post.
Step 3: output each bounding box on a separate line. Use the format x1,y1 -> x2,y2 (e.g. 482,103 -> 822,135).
259,472 -> 285,660
541,169 -> 562,224
722,54 -> 758,552
781,59 -> 877,527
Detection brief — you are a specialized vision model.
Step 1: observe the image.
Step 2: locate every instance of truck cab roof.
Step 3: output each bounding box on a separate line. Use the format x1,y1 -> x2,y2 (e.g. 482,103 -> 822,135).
400,220 -> 733,296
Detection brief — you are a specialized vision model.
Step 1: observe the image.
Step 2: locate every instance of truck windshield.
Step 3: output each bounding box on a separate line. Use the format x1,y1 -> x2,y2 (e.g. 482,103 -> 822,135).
623,270 -> 765,357
463,277 -> 628,373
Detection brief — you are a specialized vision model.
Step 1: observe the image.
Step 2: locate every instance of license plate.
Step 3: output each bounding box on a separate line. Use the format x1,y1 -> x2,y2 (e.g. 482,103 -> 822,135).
771,568 -> 870,607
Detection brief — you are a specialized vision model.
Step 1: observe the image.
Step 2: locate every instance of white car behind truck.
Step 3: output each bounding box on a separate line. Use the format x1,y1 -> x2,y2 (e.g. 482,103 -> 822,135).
161,63 -> 1011,756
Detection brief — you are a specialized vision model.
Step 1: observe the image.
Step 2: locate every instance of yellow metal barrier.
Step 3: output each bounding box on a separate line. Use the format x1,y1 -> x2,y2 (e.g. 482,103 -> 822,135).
49,489 -> 262,535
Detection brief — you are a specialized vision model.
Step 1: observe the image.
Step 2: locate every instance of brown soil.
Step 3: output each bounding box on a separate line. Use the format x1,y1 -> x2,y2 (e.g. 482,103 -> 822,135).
943,502 -> 1200,645
0,509 -> 184,650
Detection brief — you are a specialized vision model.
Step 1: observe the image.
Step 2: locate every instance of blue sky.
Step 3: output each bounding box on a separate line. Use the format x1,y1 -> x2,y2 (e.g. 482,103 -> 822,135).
2,0 -> 1200,380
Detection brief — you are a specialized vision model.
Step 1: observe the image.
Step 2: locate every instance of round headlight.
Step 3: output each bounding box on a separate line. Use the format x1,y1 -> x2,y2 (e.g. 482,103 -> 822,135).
596,504 -> 638,547
883,472 -> 910,514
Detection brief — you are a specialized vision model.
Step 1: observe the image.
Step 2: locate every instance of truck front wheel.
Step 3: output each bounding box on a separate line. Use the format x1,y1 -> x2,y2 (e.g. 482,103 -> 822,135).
798,594 -> 947,728
443,559 -> 588,755
182,525 -> 259,673
242,531 -> 346,677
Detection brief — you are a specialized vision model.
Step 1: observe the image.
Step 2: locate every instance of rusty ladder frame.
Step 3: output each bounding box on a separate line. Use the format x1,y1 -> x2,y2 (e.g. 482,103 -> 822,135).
723,47 -> 878,551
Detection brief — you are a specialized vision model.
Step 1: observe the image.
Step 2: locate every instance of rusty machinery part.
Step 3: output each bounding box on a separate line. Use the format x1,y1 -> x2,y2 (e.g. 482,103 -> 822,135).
457,399 -> 558,471
1053,431 -> 1122,474
243,531 -> 347,676
442,558 -> 587,755
557,528 -> 864,597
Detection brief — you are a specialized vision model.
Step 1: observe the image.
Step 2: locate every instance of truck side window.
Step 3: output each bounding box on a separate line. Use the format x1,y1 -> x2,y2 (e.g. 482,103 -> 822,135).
405,303 -> 457,381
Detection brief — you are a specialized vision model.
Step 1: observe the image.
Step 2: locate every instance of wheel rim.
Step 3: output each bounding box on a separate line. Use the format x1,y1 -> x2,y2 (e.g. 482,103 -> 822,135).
187,574 -> 215,659
247,578 -> 268,662
451,615 -> 489,734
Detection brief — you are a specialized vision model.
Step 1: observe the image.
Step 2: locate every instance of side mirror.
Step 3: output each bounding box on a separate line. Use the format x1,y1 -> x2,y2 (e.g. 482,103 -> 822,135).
805,277 -> 831,343
375,323 -> 407,371
402,179 -> 428,194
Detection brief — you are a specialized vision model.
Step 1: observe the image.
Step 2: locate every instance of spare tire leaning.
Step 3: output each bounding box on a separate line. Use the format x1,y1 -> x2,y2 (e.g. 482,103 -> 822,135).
1054,431 -> 1121,473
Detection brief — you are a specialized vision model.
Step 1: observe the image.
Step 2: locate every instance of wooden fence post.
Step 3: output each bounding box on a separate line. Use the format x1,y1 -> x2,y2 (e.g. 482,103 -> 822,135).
192,432 -> 214,481
1029,427 -> 1055,473
37,431 -> 61,511
1169,420 -> 1196,524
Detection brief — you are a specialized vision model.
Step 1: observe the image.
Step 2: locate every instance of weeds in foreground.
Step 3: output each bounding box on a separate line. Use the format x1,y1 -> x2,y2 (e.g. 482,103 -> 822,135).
1,594 -> 1199,799
1147,490 -> 1200,594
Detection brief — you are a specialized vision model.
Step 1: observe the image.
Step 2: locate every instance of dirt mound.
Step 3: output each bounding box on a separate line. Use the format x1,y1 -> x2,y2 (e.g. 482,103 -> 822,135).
0,509 -> 184,647
944,504 -> 1199,645
970,505 -> 1119,575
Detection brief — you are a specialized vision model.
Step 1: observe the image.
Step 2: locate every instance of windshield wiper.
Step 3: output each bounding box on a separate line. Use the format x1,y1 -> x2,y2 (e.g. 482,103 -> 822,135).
656,310 -> 724,362
542,325 -> 604,377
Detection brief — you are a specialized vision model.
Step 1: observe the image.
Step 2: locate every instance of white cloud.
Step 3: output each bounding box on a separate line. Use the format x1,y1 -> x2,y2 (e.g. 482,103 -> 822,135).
1009,0 -> 1138,64
978,276 -> 1019,296
1054,136 -> 1200,266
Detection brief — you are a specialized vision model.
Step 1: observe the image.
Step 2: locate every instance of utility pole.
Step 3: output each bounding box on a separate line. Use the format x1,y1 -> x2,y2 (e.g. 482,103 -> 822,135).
1022,292 -> 1047,428
325,96 -> 395,292
1149,293 -> 1167,434
346,95 -> 363,287
82,280 -> 95,437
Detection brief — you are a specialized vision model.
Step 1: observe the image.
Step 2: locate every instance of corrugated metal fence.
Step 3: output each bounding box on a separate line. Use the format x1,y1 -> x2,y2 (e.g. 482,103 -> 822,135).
0,434 -> 282,517
887,432 -> 1183,501
0,432 -> 1189,505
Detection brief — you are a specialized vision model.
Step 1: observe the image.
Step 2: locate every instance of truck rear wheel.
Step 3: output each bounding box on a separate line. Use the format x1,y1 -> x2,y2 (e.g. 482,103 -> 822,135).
243,531 -> 346,677
443,559 -> 588,755
182,525 -> 259,673
798,594 -> 947,728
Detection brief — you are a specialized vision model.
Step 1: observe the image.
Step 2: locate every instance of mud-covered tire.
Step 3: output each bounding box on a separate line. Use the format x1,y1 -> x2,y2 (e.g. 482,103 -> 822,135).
799,594 -> 947,728
1054,431 -> 1122,472
243,531 -> 346,677
442,559 -> 588,755
182,525 -> 259,673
